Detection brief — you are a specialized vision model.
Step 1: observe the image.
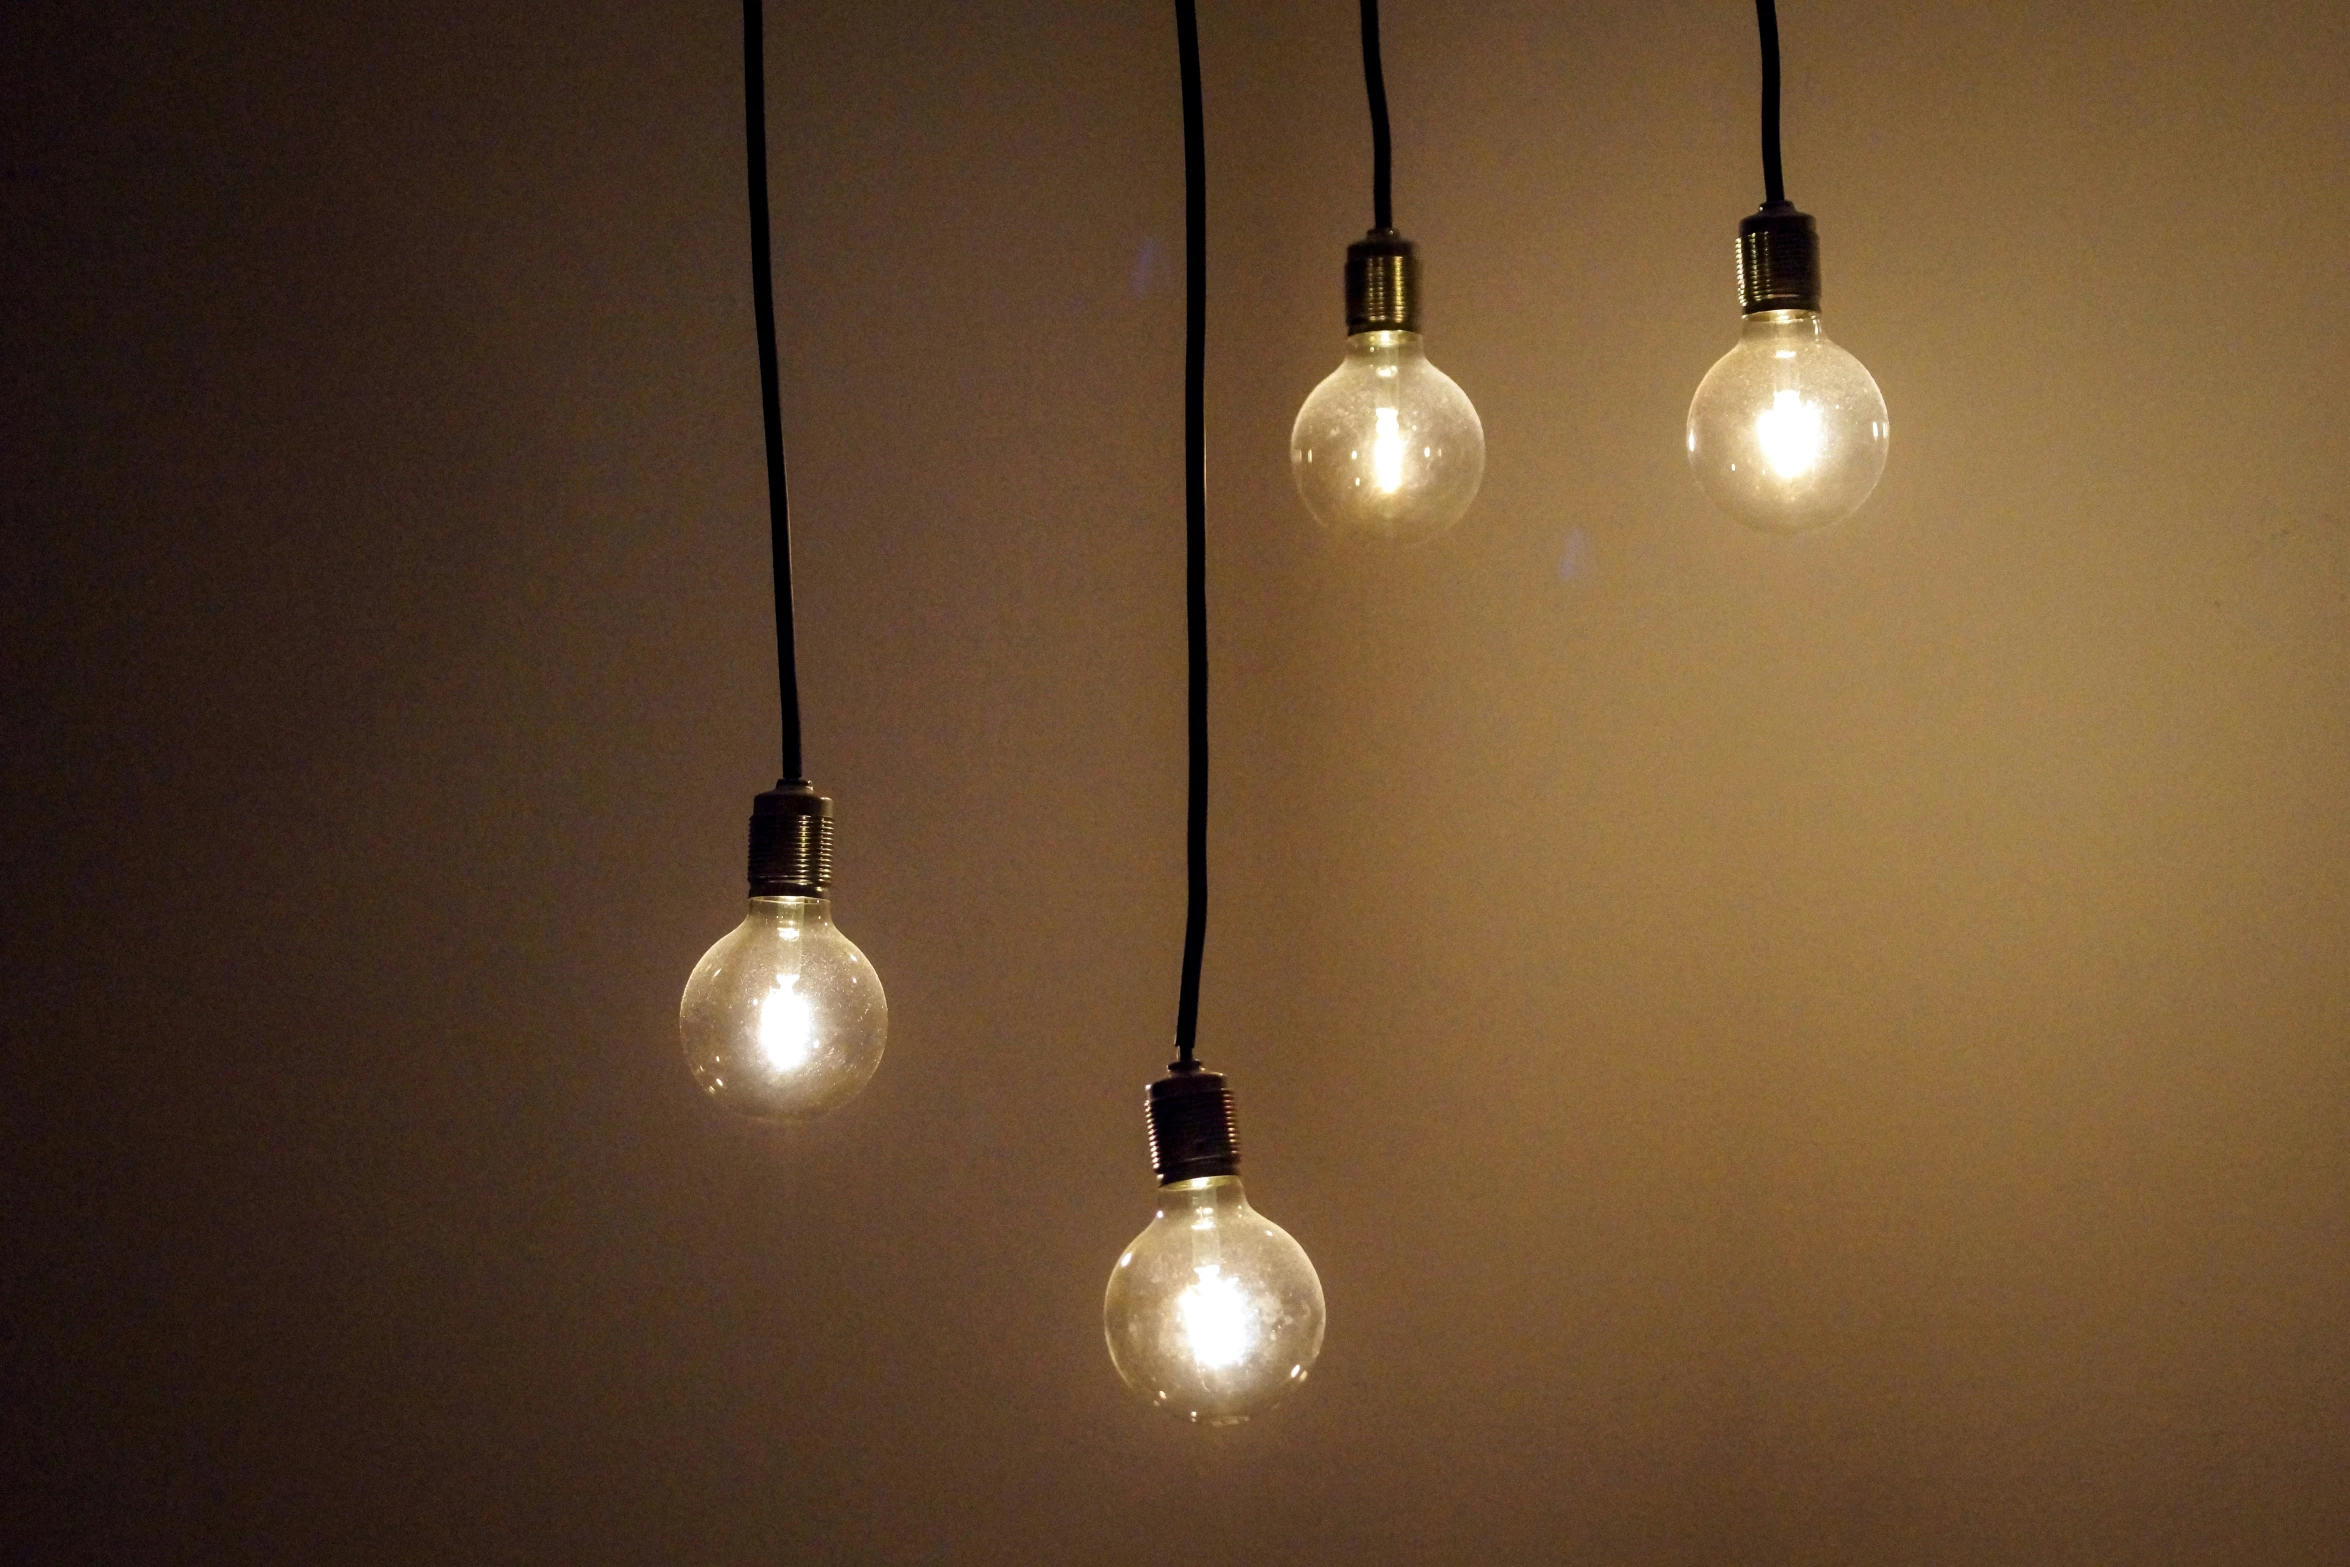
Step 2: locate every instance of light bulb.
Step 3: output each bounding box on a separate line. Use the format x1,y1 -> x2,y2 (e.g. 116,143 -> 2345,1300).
1686,203 -> 1888,532
1687,309 -> 1886,532
681,894 -> 886,1121
1292,330 -> 1484,544
1104,1174 -> 1325,1424
1104,1066 -> 1325,1425
1290,230 -> 1483,545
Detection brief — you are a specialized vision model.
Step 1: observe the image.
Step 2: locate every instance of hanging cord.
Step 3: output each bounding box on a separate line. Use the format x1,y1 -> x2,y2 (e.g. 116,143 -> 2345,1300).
1755,0 -> 1785,205
743,0 -> 805,782
1172,0 -> 1208,1068
1359,0 -> 1394,230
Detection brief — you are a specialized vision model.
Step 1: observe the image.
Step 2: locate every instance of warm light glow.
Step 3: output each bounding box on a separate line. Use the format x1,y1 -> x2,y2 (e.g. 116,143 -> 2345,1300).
1176,1266 -> 1252,1369
1290,332 -> 1482,542
1756,387 -> 1822,477
1686,311 -> 1887,532
682,898 -> 888,1121
758,976 -> 814,1070
1104,1175 -> 1325,1423
1371,405 -> 1405,493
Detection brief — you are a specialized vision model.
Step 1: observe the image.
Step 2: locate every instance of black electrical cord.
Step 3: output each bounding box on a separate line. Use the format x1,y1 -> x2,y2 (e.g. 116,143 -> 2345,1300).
1756,0 -> 1785,205
1359,0 -> 1394,231
1172,0 -> 1208,1069
743,0 -> 804,783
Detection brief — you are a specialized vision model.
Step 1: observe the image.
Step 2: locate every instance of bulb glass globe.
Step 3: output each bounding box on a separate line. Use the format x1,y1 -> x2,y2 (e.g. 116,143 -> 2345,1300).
1686,309 -> 1887,532
1291,330 -> 1483,544
1103,1175 -> 1325,1425
680,895 -> 886,1121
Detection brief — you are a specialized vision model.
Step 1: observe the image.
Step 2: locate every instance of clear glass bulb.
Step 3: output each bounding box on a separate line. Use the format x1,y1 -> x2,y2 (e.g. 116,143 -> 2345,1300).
1686,308 -> 1888,533
679,895 -> 887,1121
1103,1175 -> 1325,1425
1290,330 -> 1484,544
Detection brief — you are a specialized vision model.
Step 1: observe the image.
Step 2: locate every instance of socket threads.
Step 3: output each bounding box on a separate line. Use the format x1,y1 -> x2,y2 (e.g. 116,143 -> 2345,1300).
1737,202 -> 1822,314
1146,1065 -> 1241,1184
1345,229 -> 1420,334
747,780 -> 834,897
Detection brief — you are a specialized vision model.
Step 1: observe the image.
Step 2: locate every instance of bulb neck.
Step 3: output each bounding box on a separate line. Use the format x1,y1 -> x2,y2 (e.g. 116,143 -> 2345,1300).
1155,1173 -> 1246,1213
1737,202 -> 1822,315
1343,328 -> 1424,359
1738,308 -> 1822,341
1145,1063 -> 1241,1184
1345,229 -> 1420,334
747,780 -> 835,898
747,893 -> 833,919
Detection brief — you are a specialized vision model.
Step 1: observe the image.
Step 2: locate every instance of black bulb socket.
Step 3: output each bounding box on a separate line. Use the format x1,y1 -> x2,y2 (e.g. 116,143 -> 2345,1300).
1145,1062 -> 1241,1184
1345,228 -> 1420,334
1737,201 -> 1822,315
747,779 -> 835,897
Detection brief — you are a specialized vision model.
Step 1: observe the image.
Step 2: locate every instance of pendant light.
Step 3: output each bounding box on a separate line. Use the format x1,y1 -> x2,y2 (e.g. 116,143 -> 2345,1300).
678,0 -> 888,1122
1686,0 -> 1889,532
1288,0 -> 1485,546
1102,0 -> 1327,1426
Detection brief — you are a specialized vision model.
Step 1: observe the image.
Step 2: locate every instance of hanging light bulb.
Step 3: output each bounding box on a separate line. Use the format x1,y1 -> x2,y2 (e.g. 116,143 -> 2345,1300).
1104,0 -> 1327,1425
1104,1067 -> 1325,1424
682,783 -> 887,1121
1688,2 -> 1887,532
679,1 -> 887,1124
1290,243 -> 1485,545
1288,0 -> 1482,545
1685,204 -> 1887,532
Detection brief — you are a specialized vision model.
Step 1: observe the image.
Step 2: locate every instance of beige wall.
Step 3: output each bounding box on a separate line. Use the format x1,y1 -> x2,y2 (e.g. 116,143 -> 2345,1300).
5,1 -> 2347,1559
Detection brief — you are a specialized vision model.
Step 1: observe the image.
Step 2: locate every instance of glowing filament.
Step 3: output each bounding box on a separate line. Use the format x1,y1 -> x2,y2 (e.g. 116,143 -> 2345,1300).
1371,406 -> 1406,493
758,976 -> 815,1070
1176,1266 -> 1252,1370
1755,388 -> 1823,478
